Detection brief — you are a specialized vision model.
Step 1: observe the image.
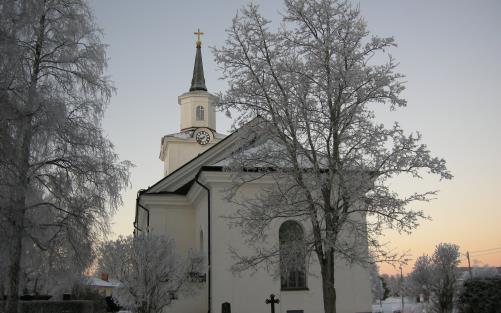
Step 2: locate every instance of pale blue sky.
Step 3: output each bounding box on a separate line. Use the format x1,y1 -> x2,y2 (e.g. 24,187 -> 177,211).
89,0 -> 501,273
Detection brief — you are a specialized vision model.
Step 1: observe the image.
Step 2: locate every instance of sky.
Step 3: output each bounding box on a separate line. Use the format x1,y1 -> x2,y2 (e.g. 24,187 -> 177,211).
88,0 -> 501,275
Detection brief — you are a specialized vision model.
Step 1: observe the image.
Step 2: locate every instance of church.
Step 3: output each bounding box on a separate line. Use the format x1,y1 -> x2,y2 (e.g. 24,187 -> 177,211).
133,33 -> 372,313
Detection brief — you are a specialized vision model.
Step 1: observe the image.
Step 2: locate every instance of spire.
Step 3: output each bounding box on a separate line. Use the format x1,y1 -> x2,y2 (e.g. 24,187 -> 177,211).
190,28 -> 207,92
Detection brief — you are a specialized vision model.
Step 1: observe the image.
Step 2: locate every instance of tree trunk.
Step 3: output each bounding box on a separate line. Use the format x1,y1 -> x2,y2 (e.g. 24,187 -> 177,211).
320,249 -> 337,313
6,92 -> 35,313
5,6 -> 46,312
5,204 -> 25,313
6,110 -> 32,313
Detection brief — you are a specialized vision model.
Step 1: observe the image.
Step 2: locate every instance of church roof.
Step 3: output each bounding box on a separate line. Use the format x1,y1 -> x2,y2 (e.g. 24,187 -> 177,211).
212,138 -> 322,169
189,40 -> 207,92
163,131 -> 226,141
144,117 -> 339,195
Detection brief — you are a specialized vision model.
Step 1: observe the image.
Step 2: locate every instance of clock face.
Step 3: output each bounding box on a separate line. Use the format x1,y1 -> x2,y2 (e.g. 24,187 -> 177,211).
195,130 -> 210,145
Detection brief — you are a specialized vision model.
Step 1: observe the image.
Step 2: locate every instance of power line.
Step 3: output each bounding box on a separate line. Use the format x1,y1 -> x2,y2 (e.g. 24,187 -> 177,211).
469,250 -> 501,257
469,246 -> 501,255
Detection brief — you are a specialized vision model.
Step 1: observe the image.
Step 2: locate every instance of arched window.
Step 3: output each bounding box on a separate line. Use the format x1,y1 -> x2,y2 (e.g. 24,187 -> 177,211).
199,229 -> 204,252
196,105 -> 204,121
279,220 -> 306,289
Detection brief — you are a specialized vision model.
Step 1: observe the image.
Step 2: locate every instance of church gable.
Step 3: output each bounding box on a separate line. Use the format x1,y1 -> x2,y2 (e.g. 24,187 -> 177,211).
148,117 -> 267,194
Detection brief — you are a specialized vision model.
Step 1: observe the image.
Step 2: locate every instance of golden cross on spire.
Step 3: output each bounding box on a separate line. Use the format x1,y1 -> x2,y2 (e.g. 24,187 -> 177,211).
194,28 -> 204,47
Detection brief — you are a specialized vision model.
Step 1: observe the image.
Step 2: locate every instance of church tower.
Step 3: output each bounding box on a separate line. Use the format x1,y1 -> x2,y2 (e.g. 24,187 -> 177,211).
159,30 -> 224,176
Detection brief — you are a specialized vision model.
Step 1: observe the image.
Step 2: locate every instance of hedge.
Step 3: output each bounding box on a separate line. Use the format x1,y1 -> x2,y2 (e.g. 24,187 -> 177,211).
0,300 -> 94,313
458,276 -> 501,313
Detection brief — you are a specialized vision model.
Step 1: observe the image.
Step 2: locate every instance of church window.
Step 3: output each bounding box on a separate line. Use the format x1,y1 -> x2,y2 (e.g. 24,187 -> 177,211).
279,220 -> 307,290
196,105 -> 204,121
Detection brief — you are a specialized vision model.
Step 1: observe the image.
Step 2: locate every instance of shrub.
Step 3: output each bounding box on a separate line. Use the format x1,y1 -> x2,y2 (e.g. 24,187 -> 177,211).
457,276 -> 501,313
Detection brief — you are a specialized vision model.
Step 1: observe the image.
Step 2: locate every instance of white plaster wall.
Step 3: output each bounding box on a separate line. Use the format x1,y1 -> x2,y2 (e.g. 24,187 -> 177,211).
192,185 -> 210,311
147,176 -> 372,313
144,198 -> 207,313
148,205 -> 195,255
207,180 -> 372,313
190,185 -> 209,258
161,139 -> 218,176
163,189 -> 209,313
178,91 -> 217,131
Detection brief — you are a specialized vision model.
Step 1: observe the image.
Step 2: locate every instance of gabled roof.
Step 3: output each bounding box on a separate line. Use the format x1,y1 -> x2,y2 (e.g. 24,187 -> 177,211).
145,117 -> 265,194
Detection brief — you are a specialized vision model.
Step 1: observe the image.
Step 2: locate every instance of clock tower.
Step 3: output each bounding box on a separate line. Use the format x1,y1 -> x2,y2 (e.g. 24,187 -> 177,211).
159,30 -> 225,176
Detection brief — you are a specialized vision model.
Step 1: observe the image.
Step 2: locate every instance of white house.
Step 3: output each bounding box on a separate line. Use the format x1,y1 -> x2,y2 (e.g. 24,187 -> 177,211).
84,273 -> 121,297
134,35 -> 372,313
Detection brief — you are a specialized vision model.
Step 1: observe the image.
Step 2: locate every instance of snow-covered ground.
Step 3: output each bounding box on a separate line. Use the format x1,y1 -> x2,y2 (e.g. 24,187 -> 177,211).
372,297 -> 429,313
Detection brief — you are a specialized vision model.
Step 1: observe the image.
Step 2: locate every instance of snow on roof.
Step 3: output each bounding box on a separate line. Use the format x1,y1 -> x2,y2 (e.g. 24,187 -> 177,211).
212,138 -> 325,169
211,138 -> 278,167
167,132 -> 192,140
164,131 -> 227,140
214,132 -> 227,139
83,276 -> 121,288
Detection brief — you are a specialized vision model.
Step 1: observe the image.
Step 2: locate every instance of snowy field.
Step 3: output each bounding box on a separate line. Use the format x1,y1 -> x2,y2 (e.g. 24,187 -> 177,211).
372,297 -> 429,313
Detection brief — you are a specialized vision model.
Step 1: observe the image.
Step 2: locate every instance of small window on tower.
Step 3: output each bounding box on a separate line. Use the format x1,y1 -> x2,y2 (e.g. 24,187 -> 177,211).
196,105 -> 204,121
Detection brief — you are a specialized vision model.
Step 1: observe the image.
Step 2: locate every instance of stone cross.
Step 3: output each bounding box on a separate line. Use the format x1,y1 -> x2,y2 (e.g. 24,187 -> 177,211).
265,294 -> 280,313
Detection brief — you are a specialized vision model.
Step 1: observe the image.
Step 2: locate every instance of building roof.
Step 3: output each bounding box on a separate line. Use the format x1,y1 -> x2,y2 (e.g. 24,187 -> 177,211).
84,277 -> 121,288
163,131 -> 226,141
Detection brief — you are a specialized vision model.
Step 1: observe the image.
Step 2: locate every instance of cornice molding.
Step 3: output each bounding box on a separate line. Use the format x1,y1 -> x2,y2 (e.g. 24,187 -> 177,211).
140,194 -> 191,207
200,171 -> 276,186
186,182 -> 205,204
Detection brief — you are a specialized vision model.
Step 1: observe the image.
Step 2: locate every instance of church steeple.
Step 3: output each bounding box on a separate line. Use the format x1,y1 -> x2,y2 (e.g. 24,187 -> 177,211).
190,29 -> 207,92
177,29 -> 216,133
161,29 -> 222,176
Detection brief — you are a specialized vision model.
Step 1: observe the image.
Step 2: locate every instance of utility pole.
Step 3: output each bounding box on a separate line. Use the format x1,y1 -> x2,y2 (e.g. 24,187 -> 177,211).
466,251 -> 472,278
400,266 -> 404,312
379,277 -> 383,310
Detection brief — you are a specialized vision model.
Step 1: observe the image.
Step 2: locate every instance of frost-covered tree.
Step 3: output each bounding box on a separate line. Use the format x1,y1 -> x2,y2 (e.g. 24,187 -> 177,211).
98,234 -> 202,313
409,255 -> 433,301
381,274 -> 401,297
17,236 -> 89,297
407,244 -> 461,312
0,0 -> 131,311
430,243 -> 460,313
213,0 -> 451,312
368,263 -> 384,303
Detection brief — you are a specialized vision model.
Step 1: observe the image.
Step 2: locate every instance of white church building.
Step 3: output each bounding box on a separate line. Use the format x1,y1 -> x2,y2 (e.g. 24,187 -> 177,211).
134,35 -> 372,313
